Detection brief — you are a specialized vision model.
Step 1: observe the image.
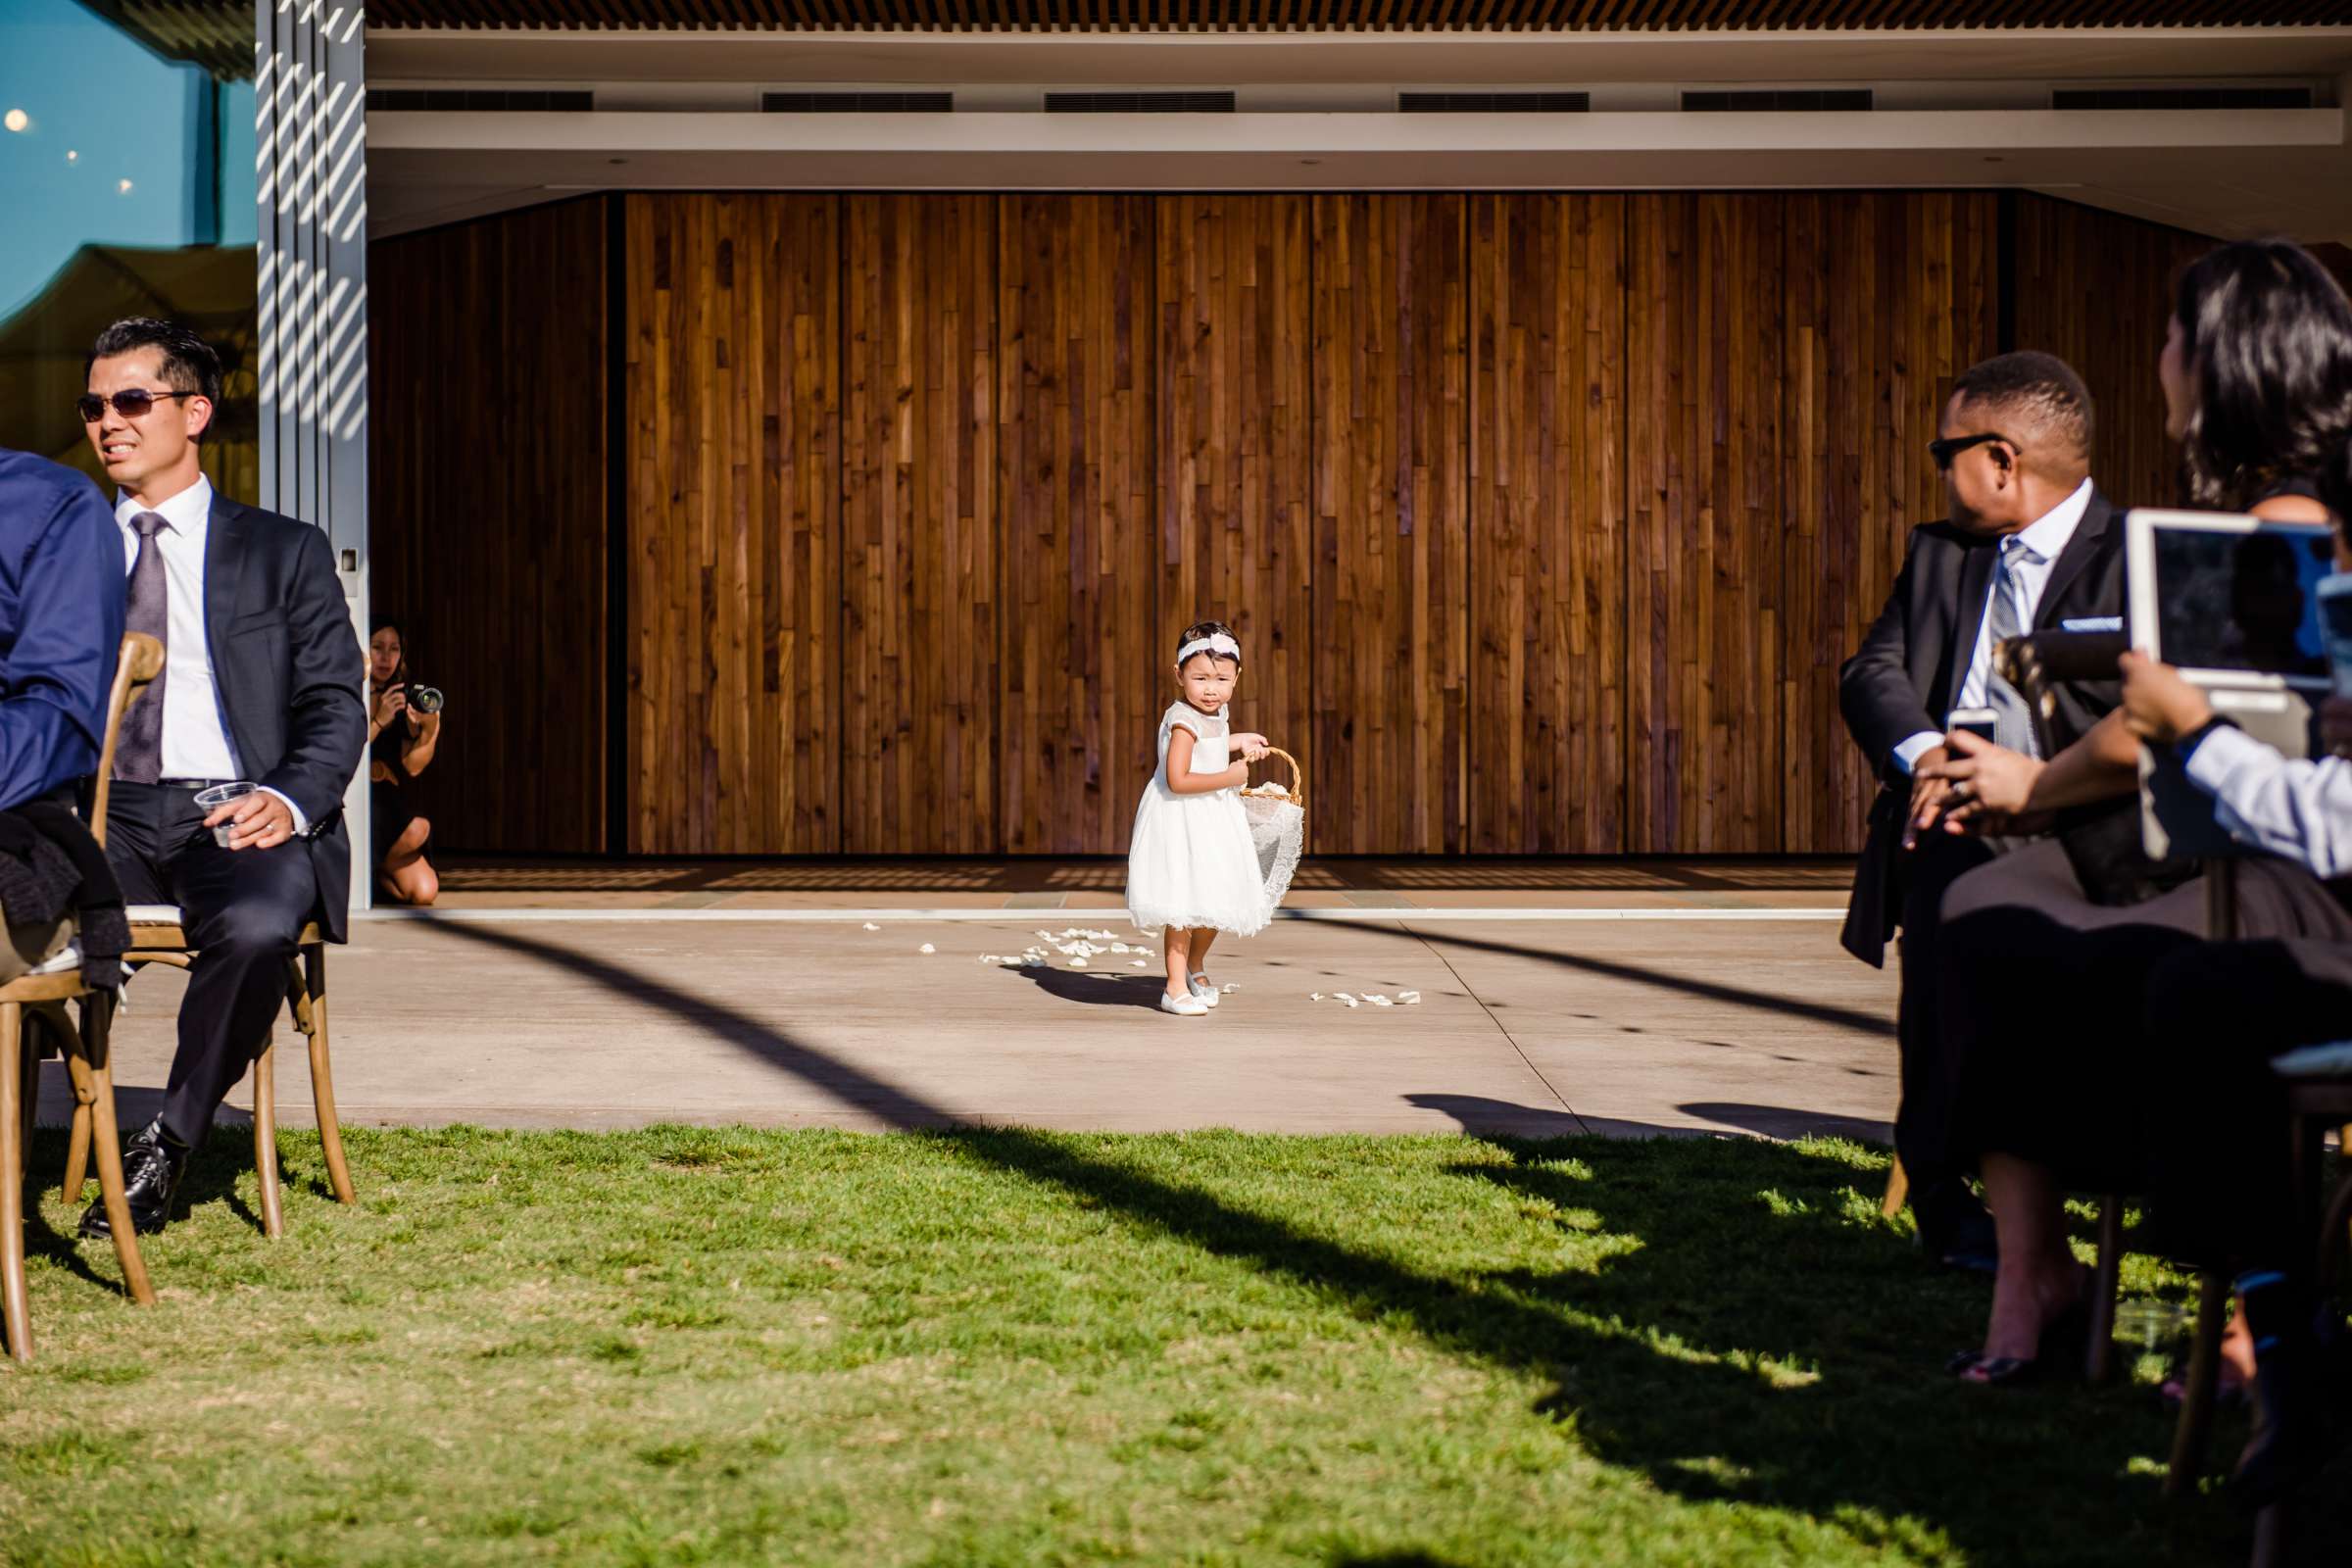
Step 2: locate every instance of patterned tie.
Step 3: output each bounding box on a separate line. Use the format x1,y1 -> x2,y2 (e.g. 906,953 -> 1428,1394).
115,512 -> 170,785
1984,534 -> 2041,760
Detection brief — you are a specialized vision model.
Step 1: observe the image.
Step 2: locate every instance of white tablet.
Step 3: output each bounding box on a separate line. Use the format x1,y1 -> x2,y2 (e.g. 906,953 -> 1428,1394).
2124,508 -> 2340,693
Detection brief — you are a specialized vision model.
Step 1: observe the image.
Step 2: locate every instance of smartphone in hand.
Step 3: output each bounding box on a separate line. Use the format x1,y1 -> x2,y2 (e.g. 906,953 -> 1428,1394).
1944,707 -> 1999,747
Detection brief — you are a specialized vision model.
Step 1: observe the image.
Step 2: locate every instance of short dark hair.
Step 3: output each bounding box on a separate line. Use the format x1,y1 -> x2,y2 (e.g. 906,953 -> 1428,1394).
86,318 -> 223,443
2174,239 -> 2352,512
1176,619 -> 1241,667
1948,351 -> 2094,475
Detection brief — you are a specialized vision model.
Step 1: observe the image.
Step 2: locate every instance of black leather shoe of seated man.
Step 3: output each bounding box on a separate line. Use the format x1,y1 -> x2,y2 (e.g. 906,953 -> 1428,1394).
77,1117 -> 190,1240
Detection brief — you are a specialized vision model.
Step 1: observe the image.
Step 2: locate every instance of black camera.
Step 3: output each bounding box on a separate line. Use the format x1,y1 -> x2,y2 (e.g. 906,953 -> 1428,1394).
409,685 -> 446,715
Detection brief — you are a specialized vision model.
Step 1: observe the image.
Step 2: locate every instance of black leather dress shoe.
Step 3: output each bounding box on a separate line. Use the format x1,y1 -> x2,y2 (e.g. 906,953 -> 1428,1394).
78,1117 -> 189,1240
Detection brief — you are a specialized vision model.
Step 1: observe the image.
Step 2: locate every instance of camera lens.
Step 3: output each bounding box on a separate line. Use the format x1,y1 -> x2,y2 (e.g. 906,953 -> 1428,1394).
411,687 -> 445,714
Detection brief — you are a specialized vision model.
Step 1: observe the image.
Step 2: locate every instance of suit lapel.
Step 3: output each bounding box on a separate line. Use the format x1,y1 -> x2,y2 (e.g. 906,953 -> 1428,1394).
204,494 -> 246,671
1946,541 -> 1996,702
2032,489 -> 2114,628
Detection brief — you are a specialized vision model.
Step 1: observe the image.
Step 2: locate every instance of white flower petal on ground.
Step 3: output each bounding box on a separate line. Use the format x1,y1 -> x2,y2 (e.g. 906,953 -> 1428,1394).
1309,992 -> 1323,1002
862,922 -> 881,932
1334,993 -> 1355,1004
1399,991 -> 1422,1004
1111,943 -> 1130,954
1221,983 -> 1239,994
1130,960 -> 1148,969
1339,996 -> 1359,1007
1370,996 -> 1394,1006
1069,958 -> 1089,968
918,944 -> 936,955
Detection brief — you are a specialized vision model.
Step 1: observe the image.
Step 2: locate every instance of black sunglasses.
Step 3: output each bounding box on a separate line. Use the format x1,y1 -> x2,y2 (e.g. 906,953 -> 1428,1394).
1928,431 -> 2014,471
76,388 -> 198,423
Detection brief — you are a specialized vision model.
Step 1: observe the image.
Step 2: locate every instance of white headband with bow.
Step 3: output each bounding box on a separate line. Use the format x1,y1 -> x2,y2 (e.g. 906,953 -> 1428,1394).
1176,631 -> 1242,667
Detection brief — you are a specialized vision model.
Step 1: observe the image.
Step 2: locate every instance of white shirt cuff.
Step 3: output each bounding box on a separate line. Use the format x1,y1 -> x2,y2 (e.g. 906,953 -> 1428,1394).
259,787 -> 311,837
1890,731 -> 1944,777
2180,723 -> 2267,796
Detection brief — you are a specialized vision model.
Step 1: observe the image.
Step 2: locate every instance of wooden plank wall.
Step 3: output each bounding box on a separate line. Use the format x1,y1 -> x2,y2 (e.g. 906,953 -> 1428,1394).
1469,195 -> 1626,855
1626,194 -> 1788,853
1782,192 -> 1999,854
366,196 -> 608,856
2010,193 -> 2214,514
841,195 -> 1000,853
376,189 -> 2198,858
1312,195 -> 1472,855
624,193 -> 840,855
998,195 -> 1161,854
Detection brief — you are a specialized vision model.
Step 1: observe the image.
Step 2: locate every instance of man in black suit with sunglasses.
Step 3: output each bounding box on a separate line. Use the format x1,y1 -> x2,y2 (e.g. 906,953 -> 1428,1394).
75,318 -> 365,1239
1838,352 -> 2127,1273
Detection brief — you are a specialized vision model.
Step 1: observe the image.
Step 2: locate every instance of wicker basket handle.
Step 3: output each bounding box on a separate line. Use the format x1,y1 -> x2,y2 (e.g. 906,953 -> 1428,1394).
1249,747 -> 1303,807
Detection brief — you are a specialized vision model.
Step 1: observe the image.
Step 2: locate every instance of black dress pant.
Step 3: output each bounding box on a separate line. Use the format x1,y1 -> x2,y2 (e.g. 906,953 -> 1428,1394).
1892,831 -> 2003,1198
105,781 -> 318,1146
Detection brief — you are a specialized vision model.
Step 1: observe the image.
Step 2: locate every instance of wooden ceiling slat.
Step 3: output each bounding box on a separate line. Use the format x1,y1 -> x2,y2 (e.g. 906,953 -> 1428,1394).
367,0 -> 2352,23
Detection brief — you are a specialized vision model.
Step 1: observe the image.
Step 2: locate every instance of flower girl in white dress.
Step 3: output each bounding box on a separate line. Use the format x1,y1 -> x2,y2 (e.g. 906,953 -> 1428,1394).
1126,621 -> 1275,1017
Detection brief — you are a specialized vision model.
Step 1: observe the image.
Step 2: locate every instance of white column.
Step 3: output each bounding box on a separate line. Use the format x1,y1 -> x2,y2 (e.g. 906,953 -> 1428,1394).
257,0 -> 370,912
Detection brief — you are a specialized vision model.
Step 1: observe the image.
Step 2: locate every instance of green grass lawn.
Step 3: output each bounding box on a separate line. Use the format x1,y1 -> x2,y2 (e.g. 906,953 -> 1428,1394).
0,1125 -> 2337,1567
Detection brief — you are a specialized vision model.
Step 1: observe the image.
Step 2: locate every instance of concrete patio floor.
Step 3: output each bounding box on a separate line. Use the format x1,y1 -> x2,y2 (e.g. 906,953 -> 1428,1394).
38,863 -> 1899,1144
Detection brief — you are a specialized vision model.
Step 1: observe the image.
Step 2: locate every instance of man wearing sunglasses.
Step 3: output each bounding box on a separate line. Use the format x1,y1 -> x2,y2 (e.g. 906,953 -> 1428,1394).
1838,351 -> 2126,1274
74,318 -> 365,1241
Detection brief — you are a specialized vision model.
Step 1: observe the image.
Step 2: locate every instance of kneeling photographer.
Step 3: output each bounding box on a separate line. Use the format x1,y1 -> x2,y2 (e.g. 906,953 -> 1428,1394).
368,619 -> 443,906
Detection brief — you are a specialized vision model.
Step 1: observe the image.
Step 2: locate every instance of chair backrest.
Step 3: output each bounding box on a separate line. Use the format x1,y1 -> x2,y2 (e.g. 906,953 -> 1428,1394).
86,632 -> 165,851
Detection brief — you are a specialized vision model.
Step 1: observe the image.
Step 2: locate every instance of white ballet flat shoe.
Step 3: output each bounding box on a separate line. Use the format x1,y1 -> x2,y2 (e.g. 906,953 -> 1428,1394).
1188,972 -> 1219,1008
1159,990 -> 1209,1016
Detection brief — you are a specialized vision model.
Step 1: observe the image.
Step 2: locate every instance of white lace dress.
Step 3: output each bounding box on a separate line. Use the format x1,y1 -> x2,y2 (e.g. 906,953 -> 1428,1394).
1125,702 -> 1274,938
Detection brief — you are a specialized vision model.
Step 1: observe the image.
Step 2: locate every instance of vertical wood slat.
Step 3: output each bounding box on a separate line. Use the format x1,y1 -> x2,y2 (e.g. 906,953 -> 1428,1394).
1153,195 -> 1316,826
842,195 -> 1001,853
1626,193 -> 1785,853
1467,194 -> 1626,854
998,195 -> 1160,854
624,193 -> 840,855
1781,191 -> 1999,854
366,197 -> 608,856
2010,193 -> 2211,512
1311,194 -> 1471,855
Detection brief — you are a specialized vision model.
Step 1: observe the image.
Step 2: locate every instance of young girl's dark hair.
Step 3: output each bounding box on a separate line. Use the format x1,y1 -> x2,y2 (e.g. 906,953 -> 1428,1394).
2175,239 -> 2352,511
1176,620 -> 1242,666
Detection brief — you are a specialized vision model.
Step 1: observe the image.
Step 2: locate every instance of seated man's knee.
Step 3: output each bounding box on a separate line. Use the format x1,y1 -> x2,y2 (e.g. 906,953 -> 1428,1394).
201,898 -> 303,961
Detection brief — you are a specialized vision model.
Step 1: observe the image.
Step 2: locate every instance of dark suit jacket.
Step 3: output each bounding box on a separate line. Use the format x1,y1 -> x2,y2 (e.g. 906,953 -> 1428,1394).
1837,488 -> 2127,965
159,494 -> 366,941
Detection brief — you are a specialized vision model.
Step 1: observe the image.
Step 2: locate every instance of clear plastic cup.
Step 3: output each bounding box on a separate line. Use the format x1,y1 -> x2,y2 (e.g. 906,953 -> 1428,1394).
194,781 -> 261,847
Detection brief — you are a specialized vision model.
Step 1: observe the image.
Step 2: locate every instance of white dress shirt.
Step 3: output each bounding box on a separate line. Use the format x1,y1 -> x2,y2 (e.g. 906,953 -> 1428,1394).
2183,724 -> 2352,881
1892,477 -> 2097,775
116,475 -> 308,831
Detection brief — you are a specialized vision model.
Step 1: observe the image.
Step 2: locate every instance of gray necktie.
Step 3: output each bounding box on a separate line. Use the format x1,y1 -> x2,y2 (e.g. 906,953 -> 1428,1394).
1984,535 -> 2041,760
115,512 -> 170,785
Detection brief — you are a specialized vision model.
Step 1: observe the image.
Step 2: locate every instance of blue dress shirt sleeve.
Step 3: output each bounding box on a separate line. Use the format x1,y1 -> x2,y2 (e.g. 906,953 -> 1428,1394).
0,457 -> 125,811
2180,723 -> 2352,881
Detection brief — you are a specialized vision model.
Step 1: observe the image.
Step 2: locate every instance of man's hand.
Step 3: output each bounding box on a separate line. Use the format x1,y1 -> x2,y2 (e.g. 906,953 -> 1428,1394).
2321,695 -> 2352,760
1901,745 -> 1951,851
1918,730 -> 2045,834
207,789 -> 296,852
2118,650 -> 2214,745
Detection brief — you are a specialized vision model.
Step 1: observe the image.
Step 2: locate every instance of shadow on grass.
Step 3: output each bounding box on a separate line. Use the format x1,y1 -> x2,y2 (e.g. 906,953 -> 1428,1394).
407,919 -> 2316,1564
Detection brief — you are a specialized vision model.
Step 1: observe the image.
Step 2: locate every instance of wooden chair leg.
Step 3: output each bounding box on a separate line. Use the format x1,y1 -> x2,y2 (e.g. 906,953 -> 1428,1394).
252,1040 -> 283,1240
0,1003 -> 30,1361
2166,1269 -> 2233,1498
2250,1501 -> 2289,1568
1881,1155 -> 1909,1219
2086,1195 -> 2125,1384
64,1054 -> 153,1306
293,946 -> 354,1206
63,1094 -> 90,1206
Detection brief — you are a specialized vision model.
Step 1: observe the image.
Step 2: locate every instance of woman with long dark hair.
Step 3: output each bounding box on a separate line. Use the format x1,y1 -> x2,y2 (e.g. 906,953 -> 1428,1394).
368,619 -> 442,906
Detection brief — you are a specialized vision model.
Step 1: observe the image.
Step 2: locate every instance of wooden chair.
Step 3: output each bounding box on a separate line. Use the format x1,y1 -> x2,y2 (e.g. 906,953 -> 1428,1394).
0,632 -> 167,1360
61,663 -> 358,1243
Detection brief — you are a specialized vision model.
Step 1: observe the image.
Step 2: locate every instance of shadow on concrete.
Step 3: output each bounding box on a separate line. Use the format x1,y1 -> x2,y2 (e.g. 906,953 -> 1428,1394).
1369,922 -> 1895,1040
383,916 -> 2279,1565
1004,965 -> 1168,1010
1402,1093 -> 1588,1139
